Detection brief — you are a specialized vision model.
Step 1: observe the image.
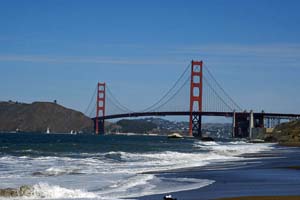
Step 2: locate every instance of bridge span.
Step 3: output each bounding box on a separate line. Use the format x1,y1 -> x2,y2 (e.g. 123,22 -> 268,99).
96,111 -> 300,120
93,111 -> 300,138
85,60 -> 300,138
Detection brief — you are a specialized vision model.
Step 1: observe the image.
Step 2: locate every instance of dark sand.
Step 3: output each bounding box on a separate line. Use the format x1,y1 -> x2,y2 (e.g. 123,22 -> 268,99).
218,196 -> 300,200
138,145 -> 300,200
280,142 -> 300,147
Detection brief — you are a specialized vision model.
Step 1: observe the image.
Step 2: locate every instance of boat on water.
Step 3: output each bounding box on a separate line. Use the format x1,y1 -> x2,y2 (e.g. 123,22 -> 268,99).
167,133 -> 183,139
46,128 -> 50,134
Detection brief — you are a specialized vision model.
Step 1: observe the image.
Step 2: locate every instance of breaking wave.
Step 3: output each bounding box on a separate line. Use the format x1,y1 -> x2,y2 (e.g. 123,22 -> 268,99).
0,135 -> 275,199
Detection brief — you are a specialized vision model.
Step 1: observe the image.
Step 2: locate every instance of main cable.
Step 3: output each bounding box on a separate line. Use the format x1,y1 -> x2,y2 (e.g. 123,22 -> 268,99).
142,64 -> 191,112
152,76 -> 190,111
106,86 -> 133,113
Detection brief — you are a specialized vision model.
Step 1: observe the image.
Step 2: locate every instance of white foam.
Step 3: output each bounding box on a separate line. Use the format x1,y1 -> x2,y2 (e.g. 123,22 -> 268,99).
94,174 -> 214,199
30,183 -> 98,199
0,140 -> 275,199
194,140 -> 274,157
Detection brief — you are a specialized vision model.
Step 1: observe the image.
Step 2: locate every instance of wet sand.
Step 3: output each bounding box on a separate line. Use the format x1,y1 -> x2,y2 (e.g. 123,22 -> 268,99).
219,196 -> 300,200
138,145 -> 300,200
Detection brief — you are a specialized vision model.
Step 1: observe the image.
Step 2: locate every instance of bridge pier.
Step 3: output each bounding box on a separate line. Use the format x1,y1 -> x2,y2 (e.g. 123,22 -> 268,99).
232,111 -> 236,138
191,114 -> 202,137
249,110 -> 254,139
233,112 -> 264,138
233,113 -> 249,138
94,118 -> 105,135
265,117 -> 281,128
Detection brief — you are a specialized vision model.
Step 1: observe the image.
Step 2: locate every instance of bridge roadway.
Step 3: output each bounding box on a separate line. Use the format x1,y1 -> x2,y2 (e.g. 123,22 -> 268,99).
94,111 -> 300,120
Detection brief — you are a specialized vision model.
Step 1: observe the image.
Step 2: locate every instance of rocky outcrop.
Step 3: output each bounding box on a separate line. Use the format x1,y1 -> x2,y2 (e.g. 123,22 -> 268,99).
272,120 -> 300,144
0,185 -> 33,197
0,101 -> 93,133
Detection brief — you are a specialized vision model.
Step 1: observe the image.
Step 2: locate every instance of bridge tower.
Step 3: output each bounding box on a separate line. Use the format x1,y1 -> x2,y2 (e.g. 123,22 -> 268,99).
95,82 -> 106,135
189,60 -> 203,137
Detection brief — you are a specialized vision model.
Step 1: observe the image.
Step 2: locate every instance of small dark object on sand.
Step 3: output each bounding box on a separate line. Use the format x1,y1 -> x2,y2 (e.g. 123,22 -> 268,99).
164,194 -> 177,200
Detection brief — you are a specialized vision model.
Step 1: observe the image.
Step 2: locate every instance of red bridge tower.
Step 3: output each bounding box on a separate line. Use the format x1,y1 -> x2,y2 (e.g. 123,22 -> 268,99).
189,60 -> 203,137
96,82 -> 106,135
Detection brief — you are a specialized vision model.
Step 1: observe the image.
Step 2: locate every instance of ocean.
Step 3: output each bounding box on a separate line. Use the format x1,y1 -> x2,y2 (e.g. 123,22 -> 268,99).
0,133 -> 275,200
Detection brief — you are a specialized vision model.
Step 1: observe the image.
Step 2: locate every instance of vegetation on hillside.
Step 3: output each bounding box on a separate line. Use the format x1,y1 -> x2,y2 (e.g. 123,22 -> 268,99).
273,120 -> 300,143
116,119 -> 157,133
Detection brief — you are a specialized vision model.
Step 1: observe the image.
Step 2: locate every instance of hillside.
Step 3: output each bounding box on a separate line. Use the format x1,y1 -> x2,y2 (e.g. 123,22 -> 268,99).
273,120 -> 300,144
116,119 -> 157,133
0,101 -> 94,133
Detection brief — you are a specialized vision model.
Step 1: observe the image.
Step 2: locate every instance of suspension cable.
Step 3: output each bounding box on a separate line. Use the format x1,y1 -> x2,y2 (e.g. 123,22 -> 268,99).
142,64 -> 191,112
106,86 -> 133,113
204,65 -> 243,111
203,76 -> 233,112
89,103 -> 96,118
106,96 -> 130,114
151,76 -> 190,111
84,86 -> 97,116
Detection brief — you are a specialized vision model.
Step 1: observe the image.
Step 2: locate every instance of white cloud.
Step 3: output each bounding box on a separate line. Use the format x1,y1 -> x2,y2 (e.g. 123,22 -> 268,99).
0,43 -> 299,68
0,55 -> 186,65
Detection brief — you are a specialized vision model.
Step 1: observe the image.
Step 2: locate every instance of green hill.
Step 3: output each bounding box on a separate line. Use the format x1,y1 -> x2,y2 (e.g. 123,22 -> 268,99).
272,120 -> 300,144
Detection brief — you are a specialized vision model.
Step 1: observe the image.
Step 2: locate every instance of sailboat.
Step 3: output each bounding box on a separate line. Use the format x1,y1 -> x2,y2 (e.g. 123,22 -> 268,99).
46,127 -> 50,134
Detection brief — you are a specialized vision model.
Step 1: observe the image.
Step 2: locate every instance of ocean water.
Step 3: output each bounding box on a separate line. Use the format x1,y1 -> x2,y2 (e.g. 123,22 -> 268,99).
0,133 -> 274,200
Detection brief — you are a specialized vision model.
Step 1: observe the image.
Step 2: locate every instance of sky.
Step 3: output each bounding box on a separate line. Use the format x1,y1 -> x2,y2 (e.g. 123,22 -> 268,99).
1,0 -> 300,119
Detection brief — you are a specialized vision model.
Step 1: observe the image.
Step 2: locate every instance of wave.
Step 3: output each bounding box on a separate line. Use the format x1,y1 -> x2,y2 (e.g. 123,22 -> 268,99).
0,140 -> 275,199
96,175 -> 215,199
0,141 -> 275,178
31,183 -> 97,199
0,177 -> 214,200
194,140 -> 274,157
32,167 -> 83,177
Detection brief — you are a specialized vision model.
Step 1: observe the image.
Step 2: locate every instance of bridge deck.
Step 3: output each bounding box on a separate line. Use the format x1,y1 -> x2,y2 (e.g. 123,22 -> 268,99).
93,111 -> 300,120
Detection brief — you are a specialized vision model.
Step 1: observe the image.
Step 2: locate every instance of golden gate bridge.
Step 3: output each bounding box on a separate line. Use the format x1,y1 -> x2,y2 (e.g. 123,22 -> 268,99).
84,60 -> 300,138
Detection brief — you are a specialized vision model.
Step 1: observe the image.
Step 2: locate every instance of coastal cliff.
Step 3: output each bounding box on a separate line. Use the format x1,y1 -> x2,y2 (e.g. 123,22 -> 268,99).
0,101 -> 93,133
272,120 -> 300,144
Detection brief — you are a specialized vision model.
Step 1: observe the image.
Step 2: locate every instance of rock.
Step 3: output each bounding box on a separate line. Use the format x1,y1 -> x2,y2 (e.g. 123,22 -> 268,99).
0,188 -> 18,197
168,133 -> 183,139
0,185 -> 33,197
19,185 -> 33,196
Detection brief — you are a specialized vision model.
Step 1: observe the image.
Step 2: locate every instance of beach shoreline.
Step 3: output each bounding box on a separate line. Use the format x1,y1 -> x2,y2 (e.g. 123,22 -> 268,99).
218,196 -> 300,200
138,145 -> 300,200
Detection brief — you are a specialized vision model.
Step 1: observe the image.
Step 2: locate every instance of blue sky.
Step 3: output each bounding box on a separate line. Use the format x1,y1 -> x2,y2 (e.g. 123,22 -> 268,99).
1,0 -> 300,117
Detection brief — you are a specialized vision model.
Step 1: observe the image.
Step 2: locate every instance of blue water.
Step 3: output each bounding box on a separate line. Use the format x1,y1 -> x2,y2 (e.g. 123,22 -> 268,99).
0,133 -> 274,200
0,133 -> 203,156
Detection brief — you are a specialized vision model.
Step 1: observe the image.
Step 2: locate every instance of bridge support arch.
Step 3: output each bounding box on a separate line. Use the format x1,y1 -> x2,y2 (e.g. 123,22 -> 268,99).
189,60 -> 203,137
95,82 -> 106,135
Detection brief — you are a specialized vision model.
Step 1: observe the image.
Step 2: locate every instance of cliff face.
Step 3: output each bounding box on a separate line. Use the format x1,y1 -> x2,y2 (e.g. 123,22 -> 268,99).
273,120 -> 300,143
0,101 -> 94,133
